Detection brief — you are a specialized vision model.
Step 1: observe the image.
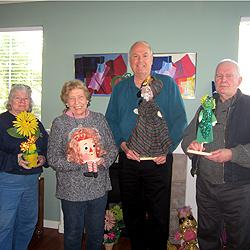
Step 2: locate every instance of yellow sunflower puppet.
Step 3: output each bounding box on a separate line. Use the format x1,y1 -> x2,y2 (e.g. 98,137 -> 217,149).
13,111 -> 38,137
7,111 -> 40,168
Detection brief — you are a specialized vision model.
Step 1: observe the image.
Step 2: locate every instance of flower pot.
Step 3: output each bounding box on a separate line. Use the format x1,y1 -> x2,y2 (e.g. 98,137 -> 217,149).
23,152 -> 38,168
104,242 -> 115,250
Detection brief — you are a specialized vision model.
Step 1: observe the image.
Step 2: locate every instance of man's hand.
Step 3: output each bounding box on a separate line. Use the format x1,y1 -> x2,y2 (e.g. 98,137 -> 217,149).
121,142 -> 140,162
153,155 -> 167,165
187,141 -> 205,152
205,148 -> 232,163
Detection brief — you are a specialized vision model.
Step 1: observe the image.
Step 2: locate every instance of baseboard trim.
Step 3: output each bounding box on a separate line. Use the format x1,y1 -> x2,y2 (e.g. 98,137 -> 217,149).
44,220 -> 60,229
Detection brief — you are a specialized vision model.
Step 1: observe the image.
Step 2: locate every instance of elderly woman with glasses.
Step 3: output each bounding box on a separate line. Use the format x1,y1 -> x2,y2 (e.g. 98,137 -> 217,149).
0,84 -> 48,250
47,79 -> 118,250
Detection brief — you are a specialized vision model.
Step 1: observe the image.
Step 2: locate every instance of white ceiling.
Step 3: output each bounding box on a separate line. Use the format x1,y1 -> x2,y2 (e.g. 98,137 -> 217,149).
0,0 -> 41,3
1,0 -> 250,3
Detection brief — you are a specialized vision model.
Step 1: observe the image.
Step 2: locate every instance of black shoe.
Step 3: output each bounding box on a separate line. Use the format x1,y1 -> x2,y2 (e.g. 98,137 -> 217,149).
84,172 -> 94,177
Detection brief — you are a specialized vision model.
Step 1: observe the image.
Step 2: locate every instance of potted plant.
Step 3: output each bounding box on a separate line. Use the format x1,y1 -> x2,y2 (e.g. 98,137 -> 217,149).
7,111 -> 40,168
103,204 -> 124,250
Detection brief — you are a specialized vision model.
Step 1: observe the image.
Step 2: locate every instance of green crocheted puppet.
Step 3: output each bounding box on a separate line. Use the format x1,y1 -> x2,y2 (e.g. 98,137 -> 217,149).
196,95 -> 217,144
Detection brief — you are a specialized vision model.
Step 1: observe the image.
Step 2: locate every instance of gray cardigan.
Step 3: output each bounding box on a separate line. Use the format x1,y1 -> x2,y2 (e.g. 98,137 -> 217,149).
47,111 -> 118,201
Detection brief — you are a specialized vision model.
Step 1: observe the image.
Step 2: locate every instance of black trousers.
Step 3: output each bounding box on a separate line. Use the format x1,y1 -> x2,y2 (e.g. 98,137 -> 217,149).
196,176 -> 250,250
118,152 -> 173,250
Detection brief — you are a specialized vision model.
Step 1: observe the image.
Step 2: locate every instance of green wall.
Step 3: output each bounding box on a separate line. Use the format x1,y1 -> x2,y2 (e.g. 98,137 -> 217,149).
1,1 -> 249,222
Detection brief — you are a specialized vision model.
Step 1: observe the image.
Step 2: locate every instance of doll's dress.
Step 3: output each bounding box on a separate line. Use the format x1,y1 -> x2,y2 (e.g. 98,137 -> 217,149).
127,77 -> 172,158
196,107 -> 217,144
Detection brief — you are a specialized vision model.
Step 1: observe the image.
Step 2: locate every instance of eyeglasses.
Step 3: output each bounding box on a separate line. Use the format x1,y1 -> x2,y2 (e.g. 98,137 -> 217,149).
13,96 -> 30,103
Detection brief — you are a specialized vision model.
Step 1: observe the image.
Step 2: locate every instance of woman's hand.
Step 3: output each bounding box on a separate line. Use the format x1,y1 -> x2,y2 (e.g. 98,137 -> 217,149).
17,153 -> 29,169
96,157 -> 104,166
36,155 -> 46,167
18,154 -> 46,169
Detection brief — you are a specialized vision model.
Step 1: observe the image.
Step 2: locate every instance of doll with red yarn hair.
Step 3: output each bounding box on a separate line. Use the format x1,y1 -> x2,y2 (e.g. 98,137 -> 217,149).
67,127 -> 106,178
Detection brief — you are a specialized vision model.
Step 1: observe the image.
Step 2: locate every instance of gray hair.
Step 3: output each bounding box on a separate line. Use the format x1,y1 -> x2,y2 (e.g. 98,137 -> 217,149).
129,41 -> 153,57
60,79 -> 91,112
216,59 -> 241,76
6,84 -> 33,112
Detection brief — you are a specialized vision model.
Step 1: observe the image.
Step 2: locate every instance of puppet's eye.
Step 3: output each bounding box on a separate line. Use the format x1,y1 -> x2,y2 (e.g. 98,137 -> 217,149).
93,144 -> 95,148
84,146 -> 89,150
179,218 -> 185,224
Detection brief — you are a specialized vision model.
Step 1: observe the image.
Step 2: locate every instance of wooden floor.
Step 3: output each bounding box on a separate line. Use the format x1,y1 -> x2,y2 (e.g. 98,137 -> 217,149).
28,228 -> 131,250
28,228 -> 191,250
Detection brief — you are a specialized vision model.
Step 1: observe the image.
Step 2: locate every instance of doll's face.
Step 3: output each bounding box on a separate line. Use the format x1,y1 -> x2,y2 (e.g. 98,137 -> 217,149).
179,214 -> 197,230
203,97 -> 214,110
141,85 -> 153,101
78,138 -> 97,161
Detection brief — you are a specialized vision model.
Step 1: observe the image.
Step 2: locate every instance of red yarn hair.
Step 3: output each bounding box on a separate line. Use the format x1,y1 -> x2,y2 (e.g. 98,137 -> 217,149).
67,127 -> 105,164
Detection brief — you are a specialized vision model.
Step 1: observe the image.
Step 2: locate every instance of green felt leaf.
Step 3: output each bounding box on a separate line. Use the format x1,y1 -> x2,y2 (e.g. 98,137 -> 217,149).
35,128 -> 41,138
7,127 -> 25,139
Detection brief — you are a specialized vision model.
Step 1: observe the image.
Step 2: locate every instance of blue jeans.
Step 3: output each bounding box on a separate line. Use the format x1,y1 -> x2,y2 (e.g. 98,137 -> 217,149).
61,193 -> 107,250
0,172 -> 39,250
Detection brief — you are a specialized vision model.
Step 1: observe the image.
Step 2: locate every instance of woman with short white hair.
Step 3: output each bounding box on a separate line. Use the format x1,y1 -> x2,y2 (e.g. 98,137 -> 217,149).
0,84 -> 48,250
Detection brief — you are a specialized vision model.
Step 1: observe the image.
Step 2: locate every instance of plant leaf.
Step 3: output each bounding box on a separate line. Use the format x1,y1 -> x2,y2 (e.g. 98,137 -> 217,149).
35,128 -> 41,138
7,127 -> 25,138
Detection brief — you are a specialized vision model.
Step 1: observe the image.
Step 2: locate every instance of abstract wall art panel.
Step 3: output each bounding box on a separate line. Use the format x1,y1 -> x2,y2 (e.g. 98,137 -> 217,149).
75,53 -> 128,95
152,53 -> 197,99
